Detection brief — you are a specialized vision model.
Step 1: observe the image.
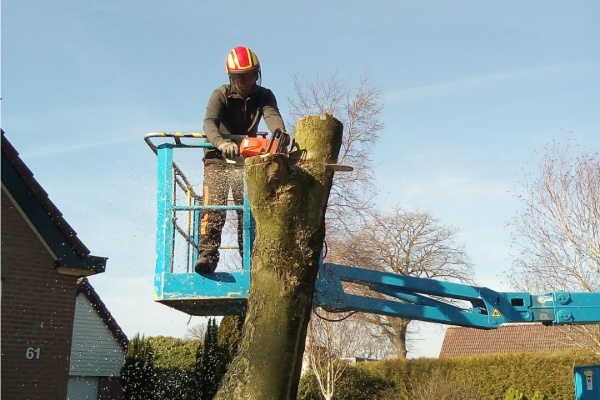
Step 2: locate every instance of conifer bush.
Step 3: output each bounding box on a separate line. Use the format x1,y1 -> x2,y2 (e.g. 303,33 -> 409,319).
121,334 -> 156,400
195,318 -> 227,400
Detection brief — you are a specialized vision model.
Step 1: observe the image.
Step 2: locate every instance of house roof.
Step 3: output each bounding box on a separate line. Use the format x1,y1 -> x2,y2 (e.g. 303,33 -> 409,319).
439,323 -> 589,358
77,277 -> 129,350
1,130 -> 107,275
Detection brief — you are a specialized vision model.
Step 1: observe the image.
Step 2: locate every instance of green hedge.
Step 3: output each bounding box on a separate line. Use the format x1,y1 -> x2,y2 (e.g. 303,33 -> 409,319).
360,350 -> 598,400
145,336 -> 201,370
134,336 -> 597,400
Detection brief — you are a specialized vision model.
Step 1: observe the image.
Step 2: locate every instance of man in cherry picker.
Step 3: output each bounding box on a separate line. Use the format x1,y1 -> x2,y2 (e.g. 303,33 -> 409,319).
195,45 -> 287,274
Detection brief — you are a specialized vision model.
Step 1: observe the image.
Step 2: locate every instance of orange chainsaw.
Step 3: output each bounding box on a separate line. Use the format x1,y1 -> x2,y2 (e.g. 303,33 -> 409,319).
239,129 -> 290,158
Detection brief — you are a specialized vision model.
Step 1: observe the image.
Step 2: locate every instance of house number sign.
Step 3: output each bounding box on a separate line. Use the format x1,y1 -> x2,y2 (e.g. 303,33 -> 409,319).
25,347 -> 41,360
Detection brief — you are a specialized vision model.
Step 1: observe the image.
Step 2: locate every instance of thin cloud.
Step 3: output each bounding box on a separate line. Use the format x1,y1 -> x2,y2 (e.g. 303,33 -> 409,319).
385,62 -> 599,103
19,136 -> 136,159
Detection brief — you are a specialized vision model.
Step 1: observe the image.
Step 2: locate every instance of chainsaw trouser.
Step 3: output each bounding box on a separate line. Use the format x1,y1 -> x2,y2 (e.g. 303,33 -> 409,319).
199,162 -> 244,263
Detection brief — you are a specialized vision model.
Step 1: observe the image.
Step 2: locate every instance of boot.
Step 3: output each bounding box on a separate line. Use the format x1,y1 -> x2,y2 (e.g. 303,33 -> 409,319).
195,253 -> 218,274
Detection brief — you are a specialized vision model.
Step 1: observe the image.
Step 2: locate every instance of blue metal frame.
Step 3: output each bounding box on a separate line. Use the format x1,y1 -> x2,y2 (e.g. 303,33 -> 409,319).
148,133 -> 251,316
147,132 -> 600,327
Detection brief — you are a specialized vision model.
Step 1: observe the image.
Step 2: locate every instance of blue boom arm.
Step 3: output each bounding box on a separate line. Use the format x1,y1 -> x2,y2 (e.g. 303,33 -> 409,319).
315,263 -> 600,328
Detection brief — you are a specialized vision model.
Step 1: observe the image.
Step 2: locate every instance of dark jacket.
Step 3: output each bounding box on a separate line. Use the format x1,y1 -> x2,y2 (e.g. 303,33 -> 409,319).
203,84 -> 286,164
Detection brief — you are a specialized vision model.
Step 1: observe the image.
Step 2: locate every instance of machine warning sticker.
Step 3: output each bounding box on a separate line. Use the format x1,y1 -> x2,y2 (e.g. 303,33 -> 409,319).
585,370 -> 593,390
491,308 -> 502,318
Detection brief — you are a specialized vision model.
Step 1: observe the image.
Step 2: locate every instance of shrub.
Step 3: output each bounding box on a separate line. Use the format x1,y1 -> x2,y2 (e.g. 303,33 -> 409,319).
297,371 -> 323,400
504,387 -> 525,400
336,365 -> 392,400
153,367 -> 197,400
530,390 -> 548,400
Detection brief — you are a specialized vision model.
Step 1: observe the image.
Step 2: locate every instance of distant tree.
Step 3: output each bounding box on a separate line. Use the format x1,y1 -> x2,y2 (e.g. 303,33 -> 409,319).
196,318 -> 226,400
330,205 -> 475,358
186,322 -> 207,341
289,72 -> 395,357
121,333 -> 156,400
509,142 -> 600,356
288,72 -> 383,231
509,142 -> 600,293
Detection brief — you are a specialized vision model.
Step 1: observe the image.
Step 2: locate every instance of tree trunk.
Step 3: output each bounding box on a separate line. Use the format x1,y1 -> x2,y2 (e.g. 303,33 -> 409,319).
214,114 -> 344,400
390,318 -> 410,359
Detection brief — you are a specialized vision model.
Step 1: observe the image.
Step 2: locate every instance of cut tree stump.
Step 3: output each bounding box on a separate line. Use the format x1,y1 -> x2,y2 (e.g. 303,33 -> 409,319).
214,114 -> 343,400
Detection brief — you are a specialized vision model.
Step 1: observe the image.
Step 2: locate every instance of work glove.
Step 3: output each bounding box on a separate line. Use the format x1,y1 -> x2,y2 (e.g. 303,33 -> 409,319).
217,141 -> 239,159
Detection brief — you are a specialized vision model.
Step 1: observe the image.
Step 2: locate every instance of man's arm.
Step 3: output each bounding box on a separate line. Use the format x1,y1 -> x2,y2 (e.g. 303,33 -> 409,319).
203,88 -> 228,148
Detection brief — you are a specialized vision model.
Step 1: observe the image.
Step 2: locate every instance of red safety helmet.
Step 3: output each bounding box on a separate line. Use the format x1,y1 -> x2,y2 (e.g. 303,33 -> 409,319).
225,46 -> 260,75
225,46 -> 262,96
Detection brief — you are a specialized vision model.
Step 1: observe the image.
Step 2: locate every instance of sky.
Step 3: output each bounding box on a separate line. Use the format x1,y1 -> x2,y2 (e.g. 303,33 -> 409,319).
2,1 -> 599,358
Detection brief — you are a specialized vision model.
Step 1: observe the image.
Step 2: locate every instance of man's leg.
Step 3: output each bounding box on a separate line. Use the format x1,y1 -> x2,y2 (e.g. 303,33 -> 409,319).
196,163 -> 228,274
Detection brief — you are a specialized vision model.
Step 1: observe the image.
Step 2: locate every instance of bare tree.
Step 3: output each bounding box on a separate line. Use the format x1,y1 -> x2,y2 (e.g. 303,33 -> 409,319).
185,322 -> 207,341
509,141 -> 600,293
305,309 -> 394,400
509,141 -> 600,357
328,205 -> 475,358
288,72 -> 383,230
305,310 -> 354,400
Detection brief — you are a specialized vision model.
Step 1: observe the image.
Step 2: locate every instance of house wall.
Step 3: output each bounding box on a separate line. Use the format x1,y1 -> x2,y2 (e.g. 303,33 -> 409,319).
70,294 -> 126,376
1,190 -> 78,400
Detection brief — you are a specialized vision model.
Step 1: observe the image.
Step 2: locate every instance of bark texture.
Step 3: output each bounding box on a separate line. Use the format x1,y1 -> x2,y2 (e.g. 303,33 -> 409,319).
214,114 -> 343,400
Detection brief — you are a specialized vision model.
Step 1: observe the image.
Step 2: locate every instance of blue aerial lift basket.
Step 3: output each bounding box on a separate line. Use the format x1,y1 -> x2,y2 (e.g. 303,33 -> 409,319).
146,132 -> 252,316
146,132 -> 600,328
